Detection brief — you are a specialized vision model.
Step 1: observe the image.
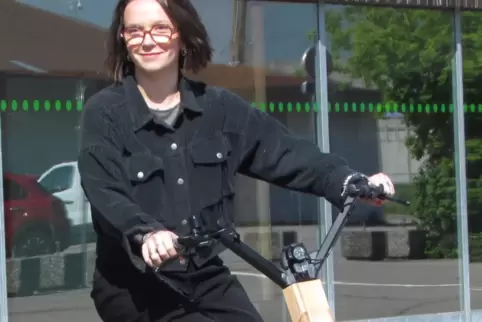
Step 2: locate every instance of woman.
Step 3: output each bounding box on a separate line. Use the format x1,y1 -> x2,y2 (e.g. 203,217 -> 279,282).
78,0 -> 395,321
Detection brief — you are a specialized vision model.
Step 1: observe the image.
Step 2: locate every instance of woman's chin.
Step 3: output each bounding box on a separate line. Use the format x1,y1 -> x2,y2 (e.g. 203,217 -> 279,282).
135,60 -> 177,74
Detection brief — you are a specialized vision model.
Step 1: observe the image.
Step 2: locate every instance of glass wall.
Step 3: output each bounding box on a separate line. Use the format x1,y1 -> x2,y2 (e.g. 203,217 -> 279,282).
1,1 -> 322,322
462,10 -> 482,313
0,1 -> 479,322
323,4 -> 464,321
1,1 -> 107,321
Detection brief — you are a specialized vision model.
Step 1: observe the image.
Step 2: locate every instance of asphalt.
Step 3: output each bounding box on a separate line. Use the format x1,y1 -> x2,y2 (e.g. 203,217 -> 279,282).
6,247 -> 482,322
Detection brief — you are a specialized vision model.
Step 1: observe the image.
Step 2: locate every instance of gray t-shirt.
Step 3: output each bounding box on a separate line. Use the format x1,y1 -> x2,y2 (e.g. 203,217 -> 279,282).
149,103 -> 181,127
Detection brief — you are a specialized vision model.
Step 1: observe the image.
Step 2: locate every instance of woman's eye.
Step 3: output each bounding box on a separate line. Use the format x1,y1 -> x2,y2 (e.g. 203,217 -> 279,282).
153,26 -> 170,33
125,28 -> 141,35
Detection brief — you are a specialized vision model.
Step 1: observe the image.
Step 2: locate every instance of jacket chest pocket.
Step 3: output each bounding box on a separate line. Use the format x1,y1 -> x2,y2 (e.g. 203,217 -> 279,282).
189,133 -> 234,209
124,152 -> 165,209
125,152 -> 164,183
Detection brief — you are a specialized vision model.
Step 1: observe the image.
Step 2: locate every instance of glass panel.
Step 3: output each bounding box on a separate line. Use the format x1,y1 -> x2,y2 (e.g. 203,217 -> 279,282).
2,0 -> 103,319
461,11 -> 482,312
324,5 -> 462,320
3,75 -> 87,315
196,1 -> 320,321
2,1 -> 320,321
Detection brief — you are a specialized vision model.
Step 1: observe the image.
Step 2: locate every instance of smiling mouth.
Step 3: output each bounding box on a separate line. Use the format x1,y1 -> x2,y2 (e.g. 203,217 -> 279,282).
140,53 -> 161,56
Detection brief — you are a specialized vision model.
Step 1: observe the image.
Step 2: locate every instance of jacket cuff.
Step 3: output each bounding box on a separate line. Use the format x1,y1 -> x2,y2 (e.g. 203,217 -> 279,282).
320,165 -> 358,212
122,218 -> 166,273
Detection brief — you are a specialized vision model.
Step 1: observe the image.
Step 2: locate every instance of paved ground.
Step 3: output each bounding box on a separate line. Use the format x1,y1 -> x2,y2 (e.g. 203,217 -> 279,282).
5,225 -> 481,322
7,252 -> 482,322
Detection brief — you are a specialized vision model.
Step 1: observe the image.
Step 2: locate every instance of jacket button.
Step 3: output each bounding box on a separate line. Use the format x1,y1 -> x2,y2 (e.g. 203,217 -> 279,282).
137,172 -> 144,179
216,152 -> 223,159
171,143 -> 177,150
177,178 -> 184,185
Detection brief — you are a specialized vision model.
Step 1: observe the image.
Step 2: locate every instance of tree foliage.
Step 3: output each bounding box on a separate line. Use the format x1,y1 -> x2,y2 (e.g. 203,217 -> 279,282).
325,7 -> 482,257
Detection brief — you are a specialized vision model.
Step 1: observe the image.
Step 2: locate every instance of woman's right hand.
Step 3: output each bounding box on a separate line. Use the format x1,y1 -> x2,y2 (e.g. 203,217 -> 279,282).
141,230 -> 179,268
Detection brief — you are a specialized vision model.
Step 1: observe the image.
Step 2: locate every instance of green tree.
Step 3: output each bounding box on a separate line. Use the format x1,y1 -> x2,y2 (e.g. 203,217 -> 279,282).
324,7 -> 482,258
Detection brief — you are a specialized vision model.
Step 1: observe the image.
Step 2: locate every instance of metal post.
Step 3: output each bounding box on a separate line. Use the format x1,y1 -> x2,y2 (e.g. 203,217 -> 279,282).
76,79 -> 89,287
0,76 -> 8,321
230,0 -> 247,65
452,8 -> 471,322
250,2 -> 273,302
314,1 -> 335,314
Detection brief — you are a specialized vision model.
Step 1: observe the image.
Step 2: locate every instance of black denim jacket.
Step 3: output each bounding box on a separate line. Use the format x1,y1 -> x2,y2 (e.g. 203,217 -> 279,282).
77,75 -> 356,296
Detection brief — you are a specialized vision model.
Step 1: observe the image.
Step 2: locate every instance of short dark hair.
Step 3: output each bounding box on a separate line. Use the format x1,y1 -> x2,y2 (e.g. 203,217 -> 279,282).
106,0 -> 213,82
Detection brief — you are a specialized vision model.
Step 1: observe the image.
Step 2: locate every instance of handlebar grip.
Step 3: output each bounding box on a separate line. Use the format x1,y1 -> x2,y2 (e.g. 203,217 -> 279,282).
173,238 -> 185,252
152,240 -> 186,273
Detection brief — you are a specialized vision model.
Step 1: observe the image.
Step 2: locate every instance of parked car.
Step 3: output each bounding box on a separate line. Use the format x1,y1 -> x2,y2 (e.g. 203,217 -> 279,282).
4,173 -> 71,258
37,161 -> 94,244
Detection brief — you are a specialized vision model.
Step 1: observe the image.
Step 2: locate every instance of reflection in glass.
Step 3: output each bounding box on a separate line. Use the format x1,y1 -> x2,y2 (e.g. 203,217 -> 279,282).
2,0 -> 322,321
325,5 -> 461,320
1,2 -> 94,314
207,2 -> 321,321
4,173 -> 71,258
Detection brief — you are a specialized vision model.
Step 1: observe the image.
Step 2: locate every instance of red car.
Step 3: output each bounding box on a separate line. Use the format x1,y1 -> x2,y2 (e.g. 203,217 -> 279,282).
4,173 -> 71,258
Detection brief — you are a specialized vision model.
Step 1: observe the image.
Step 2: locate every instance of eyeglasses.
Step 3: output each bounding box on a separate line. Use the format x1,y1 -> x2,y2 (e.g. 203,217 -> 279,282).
122,24 -> 175,46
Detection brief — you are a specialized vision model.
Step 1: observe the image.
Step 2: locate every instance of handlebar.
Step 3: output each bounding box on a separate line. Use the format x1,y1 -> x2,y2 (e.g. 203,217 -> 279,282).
153,217 -> 229,272
344,183 -> 410,206
154,178 -> 410,287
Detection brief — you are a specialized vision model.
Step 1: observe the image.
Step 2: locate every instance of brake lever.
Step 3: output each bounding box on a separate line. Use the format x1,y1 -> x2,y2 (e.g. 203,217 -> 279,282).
382,195 -> 410,206
372,184 -> 410,206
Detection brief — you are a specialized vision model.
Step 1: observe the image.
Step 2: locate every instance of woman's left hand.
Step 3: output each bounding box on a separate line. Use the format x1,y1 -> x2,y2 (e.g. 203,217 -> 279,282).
364,172 -> 395,206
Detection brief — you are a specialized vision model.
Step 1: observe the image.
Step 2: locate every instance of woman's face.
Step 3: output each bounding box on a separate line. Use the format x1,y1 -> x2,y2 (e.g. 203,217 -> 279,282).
122,0 -> 182,74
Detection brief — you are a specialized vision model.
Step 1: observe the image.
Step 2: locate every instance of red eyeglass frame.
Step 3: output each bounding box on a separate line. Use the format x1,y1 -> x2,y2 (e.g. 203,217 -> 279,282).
120,24 -> 177,45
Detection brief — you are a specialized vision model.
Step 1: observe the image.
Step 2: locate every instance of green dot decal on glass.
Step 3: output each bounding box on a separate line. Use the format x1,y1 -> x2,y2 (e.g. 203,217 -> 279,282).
55,100 -> 62,111
0,100 -> 479,113
33,100 -> 40,111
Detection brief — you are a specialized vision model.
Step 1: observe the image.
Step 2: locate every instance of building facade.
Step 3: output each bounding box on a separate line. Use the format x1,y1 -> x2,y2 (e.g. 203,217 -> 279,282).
0,0 -> 480,321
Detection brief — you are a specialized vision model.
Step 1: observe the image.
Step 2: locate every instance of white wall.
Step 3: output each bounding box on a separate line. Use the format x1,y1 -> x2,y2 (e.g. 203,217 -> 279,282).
377,118 -> 422,184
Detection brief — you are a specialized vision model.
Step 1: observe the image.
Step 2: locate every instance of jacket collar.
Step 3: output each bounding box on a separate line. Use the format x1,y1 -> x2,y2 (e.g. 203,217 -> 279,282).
124,74 -> 203,131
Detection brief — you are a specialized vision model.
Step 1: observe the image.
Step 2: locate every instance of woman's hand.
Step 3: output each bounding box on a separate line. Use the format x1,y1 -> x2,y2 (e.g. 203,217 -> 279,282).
141,230 -> 179,268
365,172 -> 395,205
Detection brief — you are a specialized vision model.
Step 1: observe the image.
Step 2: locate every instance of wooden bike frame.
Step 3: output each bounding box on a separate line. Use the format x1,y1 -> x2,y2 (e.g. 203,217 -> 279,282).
282,279 -> 334,321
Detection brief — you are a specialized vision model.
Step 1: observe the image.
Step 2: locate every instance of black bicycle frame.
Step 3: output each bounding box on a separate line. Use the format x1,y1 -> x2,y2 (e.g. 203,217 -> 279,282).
215,196 -> 357,289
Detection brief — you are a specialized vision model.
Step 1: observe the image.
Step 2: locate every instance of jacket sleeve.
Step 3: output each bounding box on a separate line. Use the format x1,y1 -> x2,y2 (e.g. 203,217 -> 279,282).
77,95 -> 165,269
225,91 -> 357,211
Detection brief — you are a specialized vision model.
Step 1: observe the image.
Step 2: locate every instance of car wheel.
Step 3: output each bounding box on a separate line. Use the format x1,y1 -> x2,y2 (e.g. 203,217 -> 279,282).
12,227 -> 54,258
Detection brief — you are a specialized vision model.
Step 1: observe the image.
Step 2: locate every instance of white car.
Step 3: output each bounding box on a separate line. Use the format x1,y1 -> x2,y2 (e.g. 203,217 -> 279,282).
37,161 -> 93,243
